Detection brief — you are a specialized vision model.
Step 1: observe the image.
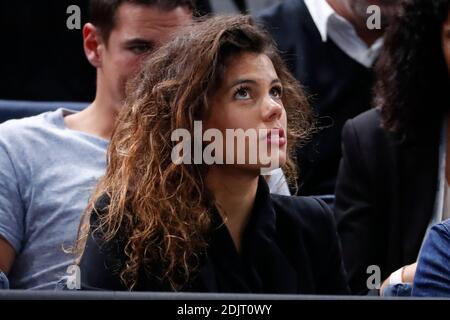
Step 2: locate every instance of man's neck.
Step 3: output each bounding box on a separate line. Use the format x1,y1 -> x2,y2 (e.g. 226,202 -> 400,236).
206,167 -> 259,253
326,0 -> 383,46
64,98 -> 118,141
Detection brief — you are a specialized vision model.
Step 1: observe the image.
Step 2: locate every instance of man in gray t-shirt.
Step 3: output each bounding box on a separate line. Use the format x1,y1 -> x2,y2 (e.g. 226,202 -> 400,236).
0,1 -> 193,289
0,109 -> 107,289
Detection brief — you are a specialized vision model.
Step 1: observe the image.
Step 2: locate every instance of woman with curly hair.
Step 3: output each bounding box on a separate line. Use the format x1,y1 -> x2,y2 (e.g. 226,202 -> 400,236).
75,15 -> 349,293
334,0 -> 450,295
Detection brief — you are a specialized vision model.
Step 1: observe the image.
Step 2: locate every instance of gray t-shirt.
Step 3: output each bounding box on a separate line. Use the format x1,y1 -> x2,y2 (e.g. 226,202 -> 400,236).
0,109 -> 108,289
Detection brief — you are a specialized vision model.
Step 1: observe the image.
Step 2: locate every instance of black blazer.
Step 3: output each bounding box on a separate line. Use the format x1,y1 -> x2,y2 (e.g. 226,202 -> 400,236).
257,0 -> 375,196
335,108 -> 440,293
80,177 -> 349,294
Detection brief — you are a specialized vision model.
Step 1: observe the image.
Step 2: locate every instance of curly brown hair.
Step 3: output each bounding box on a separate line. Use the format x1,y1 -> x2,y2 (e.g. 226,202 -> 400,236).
375,0 -> 450,139
76,15 -> 313,290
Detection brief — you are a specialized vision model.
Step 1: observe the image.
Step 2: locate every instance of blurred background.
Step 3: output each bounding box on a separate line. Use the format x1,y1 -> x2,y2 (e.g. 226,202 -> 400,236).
0,0 -> 281,102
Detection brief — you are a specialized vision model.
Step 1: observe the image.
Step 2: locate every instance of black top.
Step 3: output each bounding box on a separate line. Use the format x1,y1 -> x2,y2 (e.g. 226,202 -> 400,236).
257,0 -> 375,196
335,108 -> 440,293
80,177 -> 349,294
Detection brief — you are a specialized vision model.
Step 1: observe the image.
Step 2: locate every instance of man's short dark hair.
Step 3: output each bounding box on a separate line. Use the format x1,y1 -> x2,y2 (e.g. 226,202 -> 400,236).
89,0 -> 195,42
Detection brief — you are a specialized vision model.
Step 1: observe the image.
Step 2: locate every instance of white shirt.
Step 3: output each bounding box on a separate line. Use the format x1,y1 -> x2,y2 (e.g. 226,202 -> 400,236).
265,168 -> 291,196
304,0 -> 383,68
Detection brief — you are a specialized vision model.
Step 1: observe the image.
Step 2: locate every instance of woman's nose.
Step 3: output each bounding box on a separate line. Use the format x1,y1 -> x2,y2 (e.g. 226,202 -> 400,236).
262,95 -> 283,122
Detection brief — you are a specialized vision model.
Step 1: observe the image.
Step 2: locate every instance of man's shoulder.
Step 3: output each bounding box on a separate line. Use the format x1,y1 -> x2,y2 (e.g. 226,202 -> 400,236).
256,0 -> 319,59
342,108 -> 394,152
0,110 -> 59,132
0,110 -> 62,148
256,0 -> 308,32
257,0 -> 305,19
346,108 -> 382,134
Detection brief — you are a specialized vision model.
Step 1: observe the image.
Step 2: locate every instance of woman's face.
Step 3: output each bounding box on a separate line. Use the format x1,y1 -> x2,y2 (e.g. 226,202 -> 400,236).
205,52 -> 287,172
443,9 -> 450,75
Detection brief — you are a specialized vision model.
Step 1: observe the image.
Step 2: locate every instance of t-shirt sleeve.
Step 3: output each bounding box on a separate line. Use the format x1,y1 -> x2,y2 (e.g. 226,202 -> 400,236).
0,142 -> 25,253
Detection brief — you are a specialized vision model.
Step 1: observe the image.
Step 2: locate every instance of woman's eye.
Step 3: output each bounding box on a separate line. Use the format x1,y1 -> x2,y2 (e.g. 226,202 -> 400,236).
234,87 -> 250,100
270,87 -> 282,99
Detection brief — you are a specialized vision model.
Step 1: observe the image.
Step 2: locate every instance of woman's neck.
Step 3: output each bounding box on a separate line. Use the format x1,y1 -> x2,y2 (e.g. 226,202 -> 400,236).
206,167 -> 259,253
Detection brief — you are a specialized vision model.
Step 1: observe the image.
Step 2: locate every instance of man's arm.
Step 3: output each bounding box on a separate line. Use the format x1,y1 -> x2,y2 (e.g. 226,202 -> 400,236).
0,237 -> 15,274
0,138 -> 25,277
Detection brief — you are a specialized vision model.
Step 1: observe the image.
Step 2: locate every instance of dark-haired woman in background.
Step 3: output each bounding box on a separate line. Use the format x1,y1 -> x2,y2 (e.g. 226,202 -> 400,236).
334,0 -> 450,295
412,4 -> 450,297
75,15 -> 348,294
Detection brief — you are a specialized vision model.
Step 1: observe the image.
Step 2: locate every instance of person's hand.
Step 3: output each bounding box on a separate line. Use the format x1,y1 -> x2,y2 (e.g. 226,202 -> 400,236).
379,262 -> 418,295
402,262 -> 417,283
0,237 -> 16,274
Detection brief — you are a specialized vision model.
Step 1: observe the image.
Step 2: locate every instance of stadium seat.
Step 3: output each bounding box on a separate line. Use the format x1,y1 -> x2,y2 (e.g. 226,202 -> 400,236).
0,100 -> 88,124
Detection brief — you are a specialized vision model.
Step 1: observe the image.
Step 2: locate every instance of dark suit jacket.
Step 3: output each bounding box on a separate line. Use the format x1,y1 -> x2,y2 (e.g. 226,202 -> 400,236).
335,108 -> 440,294
257,0 -> 375,196
80,177 -> 349,294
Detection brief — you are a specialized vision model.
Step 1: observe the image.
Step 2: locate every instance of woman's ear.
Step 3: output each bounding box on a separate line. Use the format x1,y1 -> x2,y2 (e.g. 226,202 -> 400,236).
83,23 -> 103,68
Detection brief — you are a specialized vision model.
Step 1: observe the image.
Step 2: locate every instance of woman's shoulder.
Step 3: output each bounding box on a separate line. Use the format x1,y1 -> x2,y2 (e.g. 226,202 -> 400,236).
270,194 -> 349,294
271,194 -> 332,216
270,194 -> 335,235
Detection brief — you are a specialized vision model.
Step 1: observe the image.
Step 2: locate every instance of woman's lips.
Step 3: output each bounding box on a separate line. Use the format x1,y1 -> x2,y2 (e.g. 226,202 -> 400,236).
266,128 -> 286,147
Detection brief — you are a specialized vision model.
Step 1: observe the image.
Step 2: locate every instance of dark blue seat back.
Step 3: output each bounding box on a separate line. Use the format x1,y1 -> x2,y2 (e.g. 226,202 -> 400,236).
0,100 -> 88,123
0,271 -> 9,290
